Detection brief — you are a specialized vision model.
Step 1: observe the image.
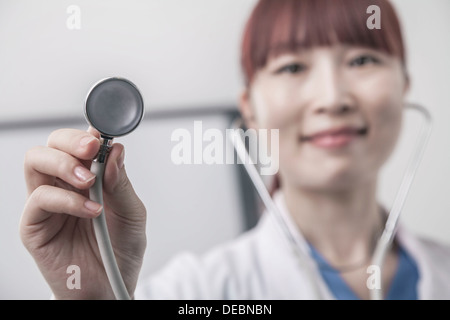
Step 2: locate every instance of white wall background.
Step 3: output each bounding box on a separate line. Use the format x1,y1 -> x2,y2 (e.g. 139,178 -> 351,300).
379,0 -> 450,244
0,0 -> 256,121
0,0 -> 449,299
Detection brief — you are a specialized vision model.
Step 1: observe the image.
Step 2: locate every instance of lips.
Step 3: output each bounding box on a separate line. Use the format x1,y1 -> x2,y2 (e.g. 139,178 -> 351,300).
300,126 -> 368,148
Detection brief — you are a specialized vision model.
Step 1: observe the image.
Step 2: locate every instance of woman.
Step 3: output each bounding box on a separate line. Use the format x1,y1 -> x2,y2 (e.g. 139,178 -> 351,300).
20,0 -> 450,300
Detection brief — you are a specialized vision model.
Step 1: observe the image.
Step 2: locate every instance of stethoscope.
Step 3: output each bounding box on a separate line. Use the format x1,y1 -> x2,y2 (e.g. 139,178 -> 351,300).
84,77 -> 144,300
228,103 -> 432,300
84,77 -> 431,300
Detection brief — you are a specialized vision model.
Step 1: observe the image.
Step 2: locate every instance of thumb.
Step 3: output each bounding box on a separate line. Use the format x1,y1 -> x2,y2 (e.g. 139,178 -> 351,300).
102,143 -> 145,217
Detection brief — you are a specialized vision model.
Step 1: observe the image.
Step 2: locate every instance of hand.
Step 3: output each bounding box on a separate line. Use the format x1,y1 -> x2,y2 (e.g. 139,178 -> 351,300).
20,127 -> 147,299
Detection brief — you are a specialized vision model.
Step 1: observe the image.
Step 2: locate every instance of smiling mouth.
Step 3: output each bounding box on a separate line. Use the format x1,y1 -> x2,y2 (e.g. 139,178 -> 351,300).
300,127 -> 369,148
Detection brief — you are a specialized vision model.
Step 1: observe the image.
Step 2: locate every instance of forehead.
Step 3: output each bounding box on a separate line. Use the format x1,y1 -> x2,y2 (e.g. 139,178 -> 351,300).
242,0 -> 405,82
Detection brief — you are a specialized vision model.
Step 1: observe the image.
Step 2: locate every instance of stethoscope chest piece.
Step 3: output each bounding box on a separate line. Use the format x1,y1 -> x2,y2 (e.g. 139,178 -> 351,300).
85,77 -> 144,140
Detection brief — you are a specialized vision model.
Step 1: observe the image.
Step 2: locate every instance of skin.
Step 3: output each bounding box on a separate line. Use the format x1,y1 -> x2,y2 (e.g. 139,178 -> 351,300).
20,127 -> 146,299
240,44 -> 409,299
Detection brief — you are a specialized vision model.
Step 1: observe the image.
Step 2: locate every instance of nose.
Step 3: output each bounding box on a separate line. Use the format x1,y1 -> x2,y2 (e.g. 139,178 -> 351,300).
308,60 -> 355,116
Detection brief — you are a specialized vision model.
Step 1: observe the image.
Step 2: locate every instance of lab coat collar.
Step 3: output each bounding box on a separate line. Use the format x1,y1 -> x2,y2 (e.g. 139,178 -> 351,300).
266,189 -> 450,300
395,224 -> 450,299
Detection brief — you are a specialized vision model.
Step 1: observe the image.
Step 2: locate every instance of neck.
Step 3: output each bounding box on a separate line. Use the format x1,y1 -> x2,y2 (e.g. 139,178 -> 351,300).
282,180 -> 385,268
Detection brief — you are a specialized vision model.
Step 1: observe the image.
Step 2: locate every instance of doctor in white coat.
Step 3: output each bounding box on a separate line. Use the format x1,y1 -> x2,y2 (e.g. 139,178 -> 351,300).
20,0 -> 450,300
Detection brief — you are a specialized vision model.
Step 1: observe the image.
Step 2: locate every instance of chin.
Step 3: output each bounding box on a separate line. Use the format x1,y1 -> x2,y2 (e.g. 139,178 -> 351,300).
295,162 -> 374,192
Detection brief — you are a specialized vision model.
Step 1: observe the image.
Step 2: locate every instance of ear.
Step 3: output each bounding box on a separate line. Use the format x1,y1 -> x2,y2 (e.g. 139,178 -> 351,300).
239,87 -> 258,130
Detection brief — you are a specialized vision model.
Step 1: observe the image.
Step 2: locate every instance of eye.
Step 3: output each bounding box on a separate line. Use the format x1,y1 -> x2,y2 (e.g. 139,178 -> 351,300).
349,55 -> 380,67
275,63 -> 306,75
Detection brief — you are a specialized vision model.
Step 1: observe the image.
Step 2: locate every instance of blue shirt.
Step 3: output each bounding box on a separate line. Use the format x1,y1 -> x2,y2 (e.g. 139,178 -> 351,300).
308,244 -> 420,300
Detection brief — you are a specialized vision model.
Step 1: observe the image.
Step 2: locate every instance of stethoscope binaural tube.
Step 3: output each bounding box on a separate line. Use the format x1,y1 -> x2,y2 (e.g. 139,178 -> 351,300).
229,102 -> 432,300
84,77 -> 144,300
370,103 -> 432,300
228,117 -> 325,299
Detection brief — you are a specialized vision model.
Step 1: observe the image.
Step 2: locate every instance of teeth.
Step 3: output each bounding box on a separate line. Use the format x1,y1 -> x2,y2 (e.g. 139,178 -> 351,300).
300,127 -> 368,142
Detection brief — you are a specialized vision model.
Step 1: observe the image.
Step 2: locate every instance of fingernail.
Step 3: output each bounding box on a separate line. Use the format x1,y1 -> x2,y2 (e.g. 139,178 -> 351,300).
74,166 -> 96,182
80,136 -> 97,147
84,200 -> 103,214
117,150 -> 125,169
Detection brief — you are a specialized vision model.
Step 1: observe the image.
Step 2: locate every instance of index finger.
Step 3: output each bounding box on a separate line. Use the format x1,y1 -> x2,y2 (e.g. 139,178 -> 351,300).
47,128 -> 100,161
87,126 -> 101,139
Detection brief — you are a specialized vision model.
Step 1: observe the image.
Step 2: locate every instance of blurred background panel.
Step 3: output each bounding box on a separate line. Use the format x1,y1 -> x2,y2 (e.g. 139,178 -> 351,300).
0,0 -> 257,121
0,0 -> 449,299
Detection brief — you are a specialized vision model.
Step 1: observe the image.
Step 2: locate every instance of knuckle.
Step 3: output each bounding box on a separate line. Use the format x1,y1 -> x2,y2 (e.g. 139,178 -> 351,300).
24,146 -> 43,167
30,185 -> 49,205
61,189 -> 77,209
23,149 -> 33,169
30,185 -> 79,212
55,151 -> 74,174
46,128 -> 64,147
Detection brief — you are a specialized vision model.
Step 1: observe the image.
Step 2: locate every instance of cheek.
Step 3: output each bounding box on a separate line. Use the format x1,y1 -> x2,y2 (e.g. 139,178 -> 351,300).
370,102 -> 403,169
251,80 -> 301,129
359,73 -> 405,165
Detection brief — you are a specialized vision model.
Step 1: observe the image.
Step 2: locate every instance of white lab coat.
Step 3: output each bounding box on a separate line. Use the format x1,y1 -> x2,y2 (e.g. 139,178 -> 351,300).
135,191 -> 450,300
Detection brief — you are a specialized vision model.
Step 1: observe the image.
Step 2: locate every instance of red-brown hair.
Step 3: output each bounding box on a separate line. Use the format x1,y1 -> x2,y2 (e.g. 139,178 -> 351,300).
240,0 -> 407,194
241,0 -> 406,86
